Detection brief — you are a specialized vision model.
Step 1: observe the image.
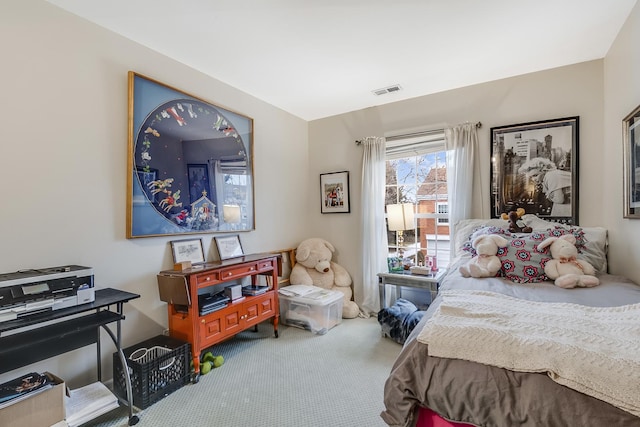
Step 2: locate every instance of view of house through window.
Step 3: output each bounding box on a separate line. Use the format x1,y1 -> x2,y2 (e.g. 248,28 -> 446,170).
385,131 -> 451,271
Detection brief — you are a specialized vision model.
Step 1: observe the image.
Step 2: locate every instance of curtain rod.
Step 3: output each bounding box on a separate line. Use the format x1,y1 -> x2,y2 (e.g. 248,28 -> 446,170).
355,121 -> 481,145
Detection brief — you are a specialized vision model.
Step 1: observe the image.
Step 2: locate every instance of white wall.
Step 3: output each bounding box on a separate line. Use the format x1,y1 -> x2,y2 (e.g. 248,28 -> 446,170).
309,61 -> 606,309
1,0 -> 308,387
603,1 -> 640,281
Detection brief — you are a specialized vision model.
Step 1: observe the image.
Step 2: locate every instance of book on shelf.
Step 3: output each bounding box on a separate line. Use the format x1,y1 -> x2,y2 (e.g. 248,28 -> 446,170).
199,302 -> 228,316
65,381 -> 119,427
242,285 -> 268,296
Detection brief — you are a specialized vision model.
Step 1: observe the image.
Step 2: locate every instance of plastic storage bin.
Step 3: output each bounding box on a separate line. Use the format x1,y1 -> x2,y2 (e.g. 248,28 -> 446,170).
279,288 -> 343,334
113,335 -> 191,409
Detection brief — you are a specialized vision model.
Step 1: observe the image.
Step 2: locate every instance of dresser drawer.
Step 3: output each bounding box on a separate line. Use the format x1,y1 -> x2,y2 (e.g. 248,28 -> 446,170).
196,271 -> 220,285
219,263 -> 259,280
256,259 -> 275,272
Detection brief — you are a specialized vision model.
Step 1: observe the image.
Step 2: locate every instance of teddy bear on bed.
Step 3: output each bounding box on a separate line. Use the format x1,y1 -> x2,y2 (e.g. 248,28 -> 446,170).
289,237 -> 360,318
537,234 -> 600,288
459,234 -> 510,278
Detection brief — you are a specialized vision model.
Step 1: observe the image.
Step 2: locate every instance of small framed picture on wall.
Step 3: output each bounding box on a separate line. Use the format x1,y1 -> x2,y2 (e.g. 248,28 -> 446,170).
320,171 -> 350,214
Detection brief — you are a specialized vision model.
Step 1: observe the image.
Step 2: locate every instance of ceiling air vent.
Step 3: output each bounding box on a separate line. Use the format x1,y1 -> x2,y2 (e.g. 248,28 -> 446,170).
372,84 -> 402,96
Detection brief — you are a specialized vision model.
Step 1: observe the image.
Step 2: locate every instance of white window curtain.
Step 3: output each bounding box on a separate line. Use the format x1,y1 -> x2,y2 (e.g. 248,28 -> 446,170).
445,122 -> 479,253
360,136 -> 388,317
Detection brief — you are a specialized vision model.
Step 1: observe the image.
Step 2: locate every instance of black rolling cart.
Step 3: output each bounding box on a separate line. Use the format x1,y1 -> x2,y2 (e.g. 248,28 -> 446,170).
0,288 -> 141,426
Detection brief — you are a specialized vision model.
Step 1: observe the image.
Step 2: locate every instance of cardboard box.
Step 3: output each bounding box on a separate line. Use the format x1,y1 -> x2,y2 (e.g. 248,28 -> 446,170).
0,372 -> 66,427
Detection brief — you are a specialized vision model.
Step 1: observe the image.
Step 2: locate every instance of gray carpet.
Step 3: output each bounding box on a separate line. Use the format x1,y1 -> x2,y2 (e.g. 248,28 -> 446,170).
85,317 -> 401,427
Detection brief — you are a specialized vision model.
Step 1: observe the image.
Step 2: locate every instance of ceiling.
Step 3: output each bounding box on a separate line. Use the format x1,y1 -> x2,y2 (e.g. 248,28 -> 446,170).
47,0 -> 637,121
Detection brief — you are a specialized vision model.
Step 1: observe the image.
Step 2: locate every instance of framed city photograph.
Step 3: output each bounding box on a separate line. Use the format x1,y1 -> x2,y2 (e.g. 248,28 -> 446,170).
623,104 -> 640,218
214,234 -> 244,260
320,171 -> 350,213
490,117 -> 579,225
170,238 -> 205,264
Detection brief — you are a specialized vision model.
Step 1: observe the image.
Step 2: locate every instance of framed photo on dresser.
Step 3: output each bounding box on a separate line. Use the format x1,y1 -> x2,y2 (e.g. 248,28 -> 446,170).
170,238 -> 205,264
214,235 -> 244,260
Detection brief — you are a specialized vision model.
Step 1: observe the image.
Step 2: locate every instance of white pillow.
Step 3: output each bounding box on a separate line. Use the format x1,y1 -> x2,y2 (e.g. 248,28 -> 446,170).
520,214 -> 608,273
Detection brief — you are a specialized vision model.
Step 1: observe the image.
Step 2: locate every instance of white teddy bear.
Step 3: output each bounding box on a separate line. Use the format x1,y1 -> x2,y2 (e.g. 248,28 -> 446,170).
289,238 -> 360,318
459,234 -> 509,278
537,234 -> 599,288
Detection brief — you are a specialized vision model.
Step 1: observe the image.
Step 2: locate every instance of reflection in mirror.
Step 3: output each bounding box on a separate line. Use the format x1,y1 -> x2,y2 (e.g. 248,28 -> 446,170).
127,73 -> 254,238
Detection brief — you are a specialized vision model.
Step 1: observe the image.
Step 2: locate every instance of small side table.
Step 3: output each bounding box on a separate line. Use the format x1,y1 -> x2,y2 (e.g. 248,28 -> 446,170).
378,269 -> 447,309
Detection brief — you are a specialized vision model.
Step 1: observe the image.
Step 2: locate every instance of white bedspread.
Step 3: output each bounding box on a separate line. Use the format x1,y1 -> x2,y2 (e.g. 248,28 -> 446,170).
417,290 -> 640,417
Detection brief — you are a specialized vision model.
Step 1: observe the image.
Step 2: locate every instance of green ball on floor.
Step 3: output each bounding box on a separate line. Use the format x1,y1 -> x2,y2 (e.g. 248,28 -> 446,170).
201,351 -> 214,362
213,355 -> 224,368
200,360 -> 212,375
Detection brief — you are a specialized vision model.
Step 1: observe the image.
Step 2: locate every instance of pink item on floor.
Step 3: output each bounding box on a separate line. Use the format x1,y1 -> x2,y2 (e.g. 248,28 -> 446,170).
415,407 -> 475,427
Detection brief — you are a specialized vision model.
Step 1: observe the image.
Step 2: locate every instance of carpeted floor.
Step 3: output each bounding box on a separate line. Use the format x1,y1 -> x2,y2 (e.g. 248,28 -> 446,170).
85,317 -> 401,427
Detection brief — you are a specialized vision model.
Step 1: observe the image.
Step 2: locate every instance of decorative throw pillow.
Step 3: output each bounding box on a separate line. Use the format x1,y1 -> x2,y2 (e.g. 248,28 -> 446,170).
520,215 -> 608,272
575,227 -> 608,272
498,228 -> 587,283
498,231 -> 552,283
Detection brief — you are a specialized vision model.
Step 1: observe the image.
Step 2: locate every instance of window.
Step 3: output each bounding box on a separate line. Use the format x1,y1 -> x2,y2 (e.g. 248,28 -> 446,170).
385,130 -> 451,269
436,202 -> 449,225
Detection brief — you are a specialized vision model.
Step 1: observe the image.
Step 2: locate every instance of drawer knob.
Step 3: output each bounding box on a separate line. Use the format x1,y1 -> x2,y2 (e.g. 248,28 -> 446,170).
201,319 -> 205,323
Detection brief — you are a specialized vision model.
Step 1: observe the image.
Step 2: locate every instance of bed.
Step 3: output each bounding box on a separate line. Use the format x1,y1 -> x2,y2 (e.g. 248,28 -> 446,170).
381,216 -> 640,427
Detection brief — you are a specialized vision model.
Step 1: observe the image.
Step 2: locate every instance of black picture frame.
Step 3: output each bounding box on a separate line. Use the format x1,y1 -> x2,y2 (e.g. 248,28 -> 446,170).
623,104 -> 640,218
320,171 -> 350,214
214,234 -> 244,260
170,238 -> 205,264
490,117 -> 579,225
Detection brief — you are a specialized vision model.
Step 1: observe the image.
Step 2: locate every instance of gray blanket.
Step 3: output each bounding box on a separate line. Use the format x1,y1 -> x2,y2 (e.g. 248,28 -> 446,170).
381,267 -> 640,427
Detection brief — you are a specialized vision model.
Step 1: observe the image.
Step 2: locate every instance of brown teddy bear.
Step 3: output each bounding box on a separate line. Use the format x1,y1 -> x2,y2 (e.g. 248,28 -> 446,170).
289,238 -> 360,318
501,208 -> 533,233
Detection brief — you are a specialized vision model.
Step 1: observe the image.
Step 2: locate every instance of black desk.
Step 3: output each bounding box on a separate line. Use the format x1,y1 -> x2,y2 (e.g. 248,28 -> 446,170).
0,288 -> 141,425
